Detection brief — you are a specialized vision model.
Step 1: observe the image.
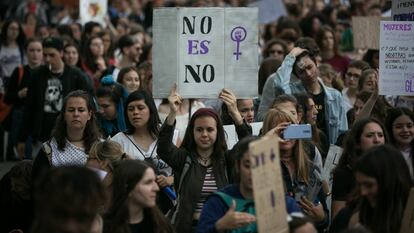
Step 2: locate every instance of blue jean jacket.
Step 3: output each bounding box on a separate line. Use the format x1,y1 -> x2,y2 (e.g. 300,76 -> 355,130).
258,54 -> 348,144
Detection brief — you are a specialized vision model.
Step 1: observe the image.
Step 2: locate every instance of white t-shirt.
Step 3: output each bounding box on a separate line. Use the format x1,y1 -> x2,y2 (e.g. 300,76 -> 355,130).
111,132 -> 179,176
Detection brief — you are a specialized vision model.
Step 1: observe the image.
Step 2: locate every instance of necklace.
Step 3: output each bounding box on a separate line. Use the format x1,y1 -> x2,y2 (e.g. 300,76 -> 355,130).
198,156 -> 211,166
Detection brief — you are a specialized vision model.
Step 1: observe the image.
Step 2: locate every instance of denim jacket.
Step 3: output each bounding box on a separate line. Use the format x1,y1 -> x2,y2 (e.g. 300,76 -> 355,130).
257,54 -> 348,144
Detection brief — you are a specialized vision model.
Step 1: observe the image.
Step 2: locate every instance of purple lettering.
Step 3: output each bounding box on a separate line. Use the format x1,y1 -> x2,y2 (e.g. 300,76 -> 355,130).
199,40 -> 210,54
187,40 -> 199,54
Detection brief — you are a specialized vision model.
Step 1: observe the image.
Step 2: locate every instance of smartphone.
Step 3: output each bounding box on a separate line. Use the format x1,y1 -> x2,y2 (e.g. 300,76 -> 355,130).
283,124 -> 312,140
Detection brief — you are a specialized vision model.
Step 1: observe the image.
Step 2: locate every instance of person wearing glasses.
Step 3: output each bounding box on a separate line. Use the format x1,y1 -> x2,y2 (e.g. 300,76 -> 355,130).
342,60 -> 370,112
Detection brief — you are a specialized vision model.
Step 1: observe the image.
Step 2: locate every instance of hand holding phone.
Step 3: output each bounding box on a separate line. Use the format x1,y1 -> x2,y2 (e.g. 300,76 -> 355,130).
283,124 -> 312,140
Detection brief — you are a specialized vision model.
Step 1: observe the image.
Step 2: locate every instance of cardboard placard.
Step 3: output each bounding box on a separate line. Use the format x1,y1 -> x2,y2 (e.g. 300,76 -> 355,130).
249,135 -> 289,233
379,21 -> 414,96
248,0 -> 286,24
322,145 -> 343,186
80,0 -> 107,26
352,16 -> 381,49
392,0 -> 414,21
400,188 -> 414,233
152,7 -> 258,99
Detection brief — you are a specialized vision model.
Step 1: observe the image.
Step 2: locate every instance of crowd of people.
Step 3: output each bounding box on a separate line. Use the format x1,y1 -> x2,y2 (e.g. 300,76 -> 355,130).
0,0 -> 412,233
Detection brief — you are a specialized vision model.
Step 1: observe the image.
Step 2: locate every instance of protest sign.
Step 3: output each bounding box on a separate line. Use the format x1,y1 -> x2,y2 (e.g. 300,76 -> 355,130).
379,21 -> 414,96
80,0 -> 107,26
224,122 -> 263,149
322,145 -> 343,185
153,8 -> 258,99
400,188 -> 414,233
248,0 -> 286,24
352,17 -> 381,49
249,135 -> 288,233
392,0 -> 414,21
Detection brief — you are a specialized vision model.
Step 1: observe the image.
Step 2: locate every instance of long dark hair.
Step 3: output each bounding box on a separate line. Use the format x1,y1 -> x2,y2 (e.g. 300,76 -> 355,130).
231,136 -> 260,183
124,90 -> 160,137
51,90 -> 102,153
0,19 -> 26,63
104,160 -> 174,233
181,108 -> 228,180
355,145 -> 411,233
82,35 -> 106,73
335,117 -> 388,171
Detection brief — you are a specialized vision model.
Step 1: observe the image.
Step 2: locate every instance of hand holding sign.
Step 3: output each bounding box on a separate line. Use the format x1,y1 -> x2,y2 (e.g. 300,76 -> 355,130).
219,89 -> 243,125
215,200 -> 256,231
166,84 -> 183,125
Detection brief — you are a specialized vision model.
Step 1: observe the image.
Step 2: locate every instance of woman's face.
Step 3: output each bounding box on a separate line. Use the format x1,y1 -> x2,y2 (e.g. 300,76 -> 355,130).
239,151 -> 253,192
392,114 -> 414,148
359,122 -> 385,152
193,116 -> 217,151
268,43 -> 285,61
353,98 -> 365,119
97,96 -> 117,121
322,31 -> 335,50
306,98 -> 318,125
27,41 -> 43,66
7,22 -> 20,41
122,70 -> 140,93
355,171 -> 378,207
101,34 -> 111,53
63,46 -> 79,66
128,168 -> 159,208
64,97 -> 91,131
274,102 -> 299,122
361,73 -> 377,93
127,100 -> 150,129
89,38 -> 104,57
237,99 -> 254,123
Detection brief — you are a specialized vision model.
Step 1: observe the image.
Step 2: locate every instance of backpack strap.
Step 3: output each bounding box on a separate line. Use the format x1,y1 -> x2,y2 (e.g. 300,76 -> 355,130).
17,65 -> 24,85
42,141 -> 53,165
169,155 -> 192,224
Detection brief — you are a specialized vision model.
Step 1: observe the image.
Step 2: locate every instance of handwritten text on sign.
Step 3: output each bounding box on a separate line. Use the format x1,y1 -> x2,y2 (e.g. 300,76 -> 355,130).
379,21 -> 414,96
392,0 -> 414,21
250,135 -> 289,233
152,8 -> 258,99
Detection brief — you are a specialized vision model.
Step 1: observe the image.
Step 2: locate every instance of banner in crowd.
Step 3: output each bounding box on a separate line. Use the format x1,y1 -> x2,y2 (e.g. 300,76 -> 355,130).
392,0 -> 414,21
80,0 -> 107,26
352,17 -> 381,49
152,8 -> 258,98
379,21 -> 414,96
400,188 -> 414,233
249,135 -> 289,233
248,0 -> 286,24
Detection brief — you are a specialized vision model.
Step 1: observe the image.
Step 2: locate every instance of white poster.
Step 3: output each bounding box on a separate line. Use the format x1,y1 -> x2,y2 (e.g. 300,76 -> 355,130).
153,8 -> 258,99
379,21 -> 414,96
80,0 -> 107,26
392,0 -> 414,21
224,122 -> 263,149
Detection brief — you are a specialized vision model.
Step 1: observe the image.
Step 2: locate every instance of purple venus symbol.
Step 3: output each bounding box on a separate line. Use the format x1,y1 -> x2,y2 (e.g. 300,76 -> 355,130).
230,26 -> 247,60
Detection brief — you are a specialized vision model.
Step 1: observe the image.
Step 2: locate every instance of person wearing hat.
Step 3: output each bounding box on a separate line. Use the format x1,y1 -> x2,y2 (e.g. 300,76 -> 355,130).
17,37 -> 92,158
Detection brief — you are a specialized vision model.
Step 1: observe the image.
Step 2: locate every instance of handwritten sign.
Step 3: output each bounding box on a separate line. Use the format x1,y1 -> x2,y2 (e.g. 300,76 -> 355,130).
80,0 -> 107,26
249,135 -> 288,233
392,0 -> 414,21
322,145 -> 343,214
400,188 -> 414,233
379,21 -> 414,96
352,17 -> 381,49
152,8 -> 258,98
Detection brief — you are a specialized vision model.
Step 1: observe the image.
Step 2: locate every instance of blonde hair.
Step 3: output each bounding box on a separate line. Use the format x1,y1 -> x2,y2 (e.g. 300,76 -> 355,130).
262,108 -> 311,184
89,140 -> 130,170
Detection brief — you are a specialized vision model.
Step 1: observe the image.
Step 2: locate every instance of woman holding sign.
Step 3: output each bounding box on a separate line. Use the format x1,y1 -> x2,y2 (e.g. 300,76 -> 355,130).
157,86 -> 251,232
197,136 -> 301,233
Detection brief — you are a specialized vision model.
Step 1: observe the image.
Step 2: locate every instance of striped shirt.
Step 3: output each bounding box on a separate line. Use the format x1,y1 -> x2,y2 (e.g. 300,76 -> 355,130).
194,166 -> 218,218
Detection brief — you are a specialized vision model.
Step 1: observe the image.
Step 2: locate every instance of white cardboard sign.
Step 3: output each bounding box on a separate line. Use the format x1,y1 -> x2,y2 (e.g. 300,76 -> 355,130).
152,7 -> 258,99
379,21 -> 414,96
392,0 -> 414,21
80,0 -> 107,26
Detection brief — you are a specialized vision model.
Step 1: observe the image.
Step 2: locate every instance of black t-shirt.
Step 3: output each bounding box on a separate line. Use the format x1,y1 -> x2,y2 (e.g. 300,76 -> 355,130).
332,166 -> 355,201
129,218 -> 153,233
311,91 -> 327,138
